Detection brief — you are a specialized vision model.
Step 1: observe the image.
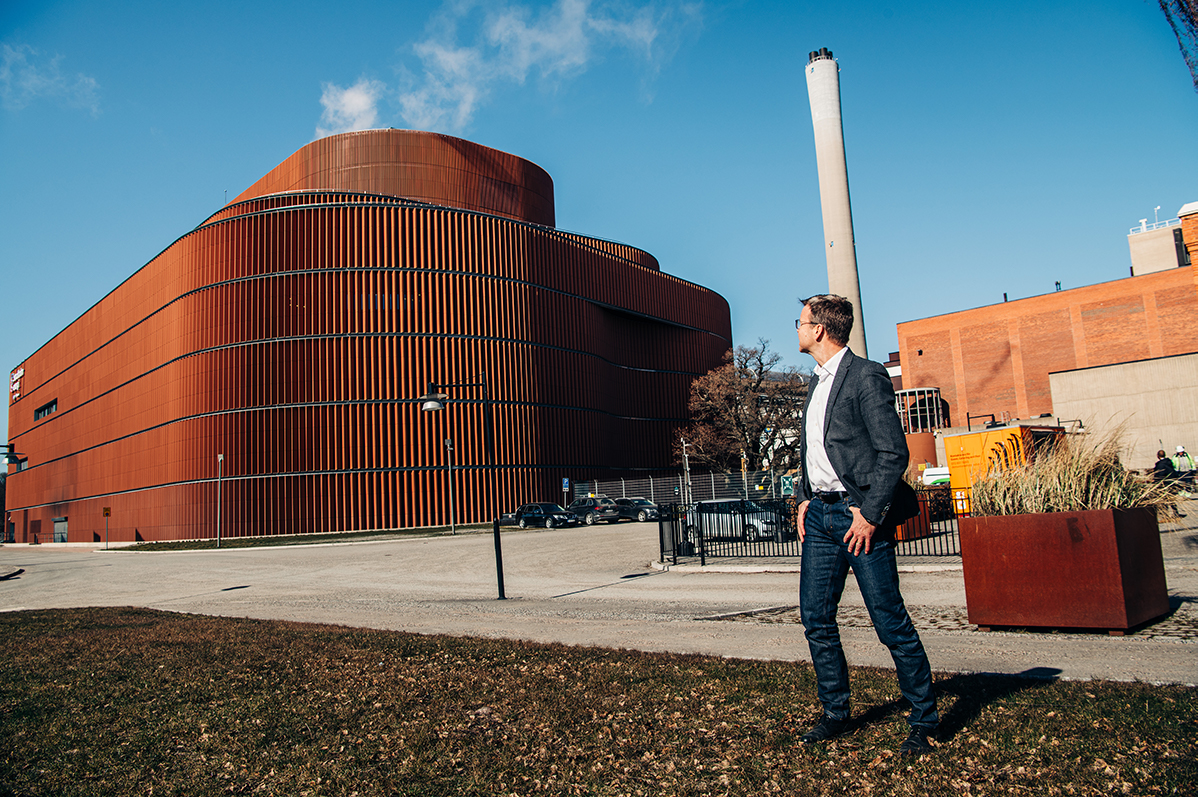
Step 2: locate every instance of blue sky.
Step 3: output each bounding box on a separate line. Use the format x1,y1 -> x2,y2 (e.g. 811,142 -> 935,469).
3,0 -> 1196,443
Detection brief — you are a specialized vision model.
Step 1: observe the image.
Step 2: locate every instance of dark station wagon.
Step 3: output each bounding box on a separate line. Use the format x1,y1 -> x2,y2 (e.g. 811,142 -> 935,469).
614,497 -> 661,522
513,503 -> 578,529
567,496 -> 621,525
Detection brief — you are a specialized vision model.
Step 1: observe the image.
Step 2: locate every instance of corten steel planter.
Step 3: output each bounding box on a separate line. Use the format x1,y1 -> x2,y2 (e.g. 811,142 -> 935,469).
895,499 -> 932,541
896,498 -> 929,541
896,488 -> 949,541
959,508 -> 1170,633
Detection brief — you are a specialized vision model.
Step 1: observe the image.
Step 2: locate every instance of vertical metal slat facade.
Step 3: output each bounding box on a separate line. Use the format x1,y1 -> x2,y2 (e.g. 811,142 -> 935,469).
7,129 -> 732,543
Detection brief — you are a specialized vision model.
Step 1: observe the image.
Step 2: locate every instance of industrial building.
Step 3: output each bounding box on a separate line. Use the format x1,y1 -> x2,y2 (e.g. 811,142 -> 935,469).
895,202 -> 1198,468
6,129 -> 732,543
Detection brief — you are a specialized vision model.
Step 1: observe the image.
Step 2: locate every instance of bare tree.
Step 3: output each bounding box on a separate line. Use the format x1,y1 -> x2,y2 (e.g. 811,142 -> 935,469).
1161,0 -> 1198,92
676,340 -> 808,474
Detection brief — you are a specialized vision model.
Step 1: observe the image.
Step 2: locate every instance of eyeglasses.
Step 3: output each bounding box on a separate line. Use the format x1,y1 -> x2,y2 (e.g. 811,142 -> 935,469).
795,319 -> 820,329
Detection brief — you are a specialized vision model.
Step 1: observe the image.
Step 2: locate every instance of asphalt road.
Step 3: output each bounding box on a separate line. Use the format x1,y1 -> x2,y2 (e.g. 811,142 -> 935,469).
2,521 -> 1195,685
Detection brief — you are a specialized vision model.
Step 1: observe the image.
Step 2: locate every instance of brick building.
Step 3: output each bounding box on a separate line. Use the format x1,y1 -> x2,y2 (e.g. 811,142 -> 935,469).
897,202 -> 1198,426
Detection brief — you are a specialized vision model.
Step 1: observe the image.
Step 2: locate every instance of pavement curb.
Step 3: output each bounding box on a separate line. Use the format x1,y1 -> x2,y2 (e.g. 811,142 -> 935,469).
652,560 -> 963,574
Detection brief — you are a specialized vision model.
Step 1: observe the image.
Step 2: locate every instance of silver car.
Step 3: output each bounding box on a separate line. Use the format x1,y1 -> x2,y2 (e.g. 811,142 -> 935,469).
684,499 -> 782,543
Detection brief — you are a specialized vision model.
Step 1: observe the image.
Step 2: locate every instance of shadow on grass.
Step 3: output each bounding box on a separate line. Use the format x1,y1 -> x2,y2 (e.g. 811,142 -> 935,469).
839,667 -> 1063,740
934,667 -> 1062,741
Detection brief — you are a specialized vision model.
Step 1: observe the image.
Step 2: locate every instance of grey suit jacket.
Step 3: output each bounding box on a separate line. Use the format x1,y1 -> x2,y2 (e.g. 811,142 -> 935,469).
798,349 -> 910,527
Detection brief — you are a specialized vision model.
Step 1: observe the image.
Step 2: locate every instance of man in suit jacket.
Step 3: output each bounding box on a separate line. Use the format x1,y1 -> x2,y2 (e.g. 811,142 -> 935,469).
795,294 -> 938,756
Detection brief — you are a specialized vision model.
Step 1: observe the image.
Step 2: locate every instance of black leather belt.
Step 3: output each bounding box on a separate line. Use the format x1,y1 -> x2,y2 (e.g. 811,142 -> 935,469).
815,491 -> 849,503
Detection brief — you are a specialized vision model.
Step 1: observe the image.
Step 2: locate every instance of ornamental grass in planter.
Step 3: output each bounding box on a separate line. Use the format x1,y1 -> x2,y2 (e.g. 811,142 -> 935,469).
968,429 -> 1180,518
960,430 -> 1174,633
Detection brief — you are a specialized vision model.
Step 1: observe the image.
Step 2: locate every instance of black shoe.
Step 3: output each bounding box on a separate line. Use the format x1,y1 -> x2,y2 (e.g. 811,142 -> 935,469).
899,727 -> 934,756
801,715 -> 849,744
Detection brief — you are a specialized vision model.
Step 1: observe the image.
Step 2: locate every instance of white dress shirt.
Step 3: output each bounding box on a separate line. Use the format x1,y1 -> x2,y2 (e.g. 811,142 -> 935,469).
805,346 -> 849,493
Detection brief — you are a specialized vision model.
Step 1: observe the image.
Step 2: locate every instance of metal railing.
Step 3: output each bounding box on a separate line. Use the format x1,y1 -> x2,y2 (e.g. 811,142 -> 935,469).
658,498 -> 799,565
576,469 -> 790,506
1128,217 -> 1181,235
893,487 -> 961,557
658,488 -> 960,565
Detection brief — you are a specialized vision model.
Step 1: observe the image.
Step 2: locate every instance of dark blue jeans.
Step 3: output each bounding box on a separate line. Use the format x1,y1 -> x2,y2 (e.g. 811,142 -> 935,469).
800,497 -> 938,729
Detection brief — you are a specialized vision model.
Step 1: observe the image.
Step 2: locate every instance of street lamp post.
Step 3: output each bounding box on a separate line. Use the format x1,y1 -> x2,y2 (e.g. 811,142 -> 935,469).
680,436 -> 693,505
445,437 -> 456,535
216,453 -> 224,548
419,373 -> 505,600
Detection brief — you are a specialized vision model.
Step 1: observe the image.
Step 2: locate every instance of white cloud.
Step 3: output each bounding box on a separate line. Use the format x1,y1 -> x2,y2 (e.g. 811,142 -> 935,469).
485,0 -> 593,82
0,44 -> 100,114
397,41 -> 486,132
316,78 -> 387,137
316,0 -> 702,138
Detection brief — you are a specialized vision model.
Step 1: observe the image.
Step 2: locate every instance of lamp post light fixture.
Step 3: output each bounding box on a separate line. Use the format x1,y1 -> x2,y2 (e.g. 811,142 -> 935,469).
216,453 -> 224,548
679,436 -> 693,505
2,444 -> 27,468
3,445 -> 27,545
445,437 -> 456,535
419,373 -> 505,600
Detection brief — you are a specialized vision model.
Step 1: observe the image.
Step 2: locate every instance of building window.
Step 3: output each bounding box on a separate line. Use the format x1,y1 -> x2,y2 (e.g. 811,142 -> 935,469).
34,399 -> 57,420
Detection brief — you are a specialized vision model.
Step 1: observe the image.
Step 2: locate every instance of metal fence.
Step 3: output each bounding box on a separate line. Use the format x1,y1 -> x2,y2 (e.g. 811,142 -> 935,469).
575,469 -> 792,505
657,488 -> 960,566
658,498 -> 798,565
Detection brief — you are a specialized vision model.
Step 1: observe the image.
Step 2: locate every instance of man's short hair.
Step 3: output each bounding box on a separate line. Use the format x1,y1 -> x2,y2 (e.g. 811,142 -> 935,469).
801,294 -> 854,346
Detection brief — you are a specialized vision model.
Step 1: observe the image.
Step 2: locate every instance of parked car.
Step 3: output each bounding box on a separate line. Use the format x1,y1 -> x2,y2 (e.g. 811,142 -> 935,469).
513,503 -> 578,529
567,496 -> 621,525
614,497 -> 660,522
683,499 -> 787,543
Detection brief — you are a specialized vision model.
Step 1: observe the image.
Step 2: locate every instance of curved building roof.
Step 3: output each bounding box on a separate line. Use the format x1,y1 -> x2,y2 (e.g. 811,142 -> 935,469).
233,129 -> 556,228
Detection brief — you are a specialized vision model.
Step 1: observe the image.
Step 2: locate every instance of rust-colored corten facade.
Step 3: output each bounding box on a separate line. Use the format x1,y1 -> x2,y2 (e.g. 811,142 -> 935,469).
6,129 -> 732,543
897,266 -> 1198,424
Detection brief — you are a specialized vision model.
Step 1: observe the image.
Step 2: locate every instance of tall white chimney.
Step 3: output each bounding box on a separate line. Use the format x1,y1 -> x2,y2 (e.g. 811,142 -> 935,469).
805,47 -> 867,357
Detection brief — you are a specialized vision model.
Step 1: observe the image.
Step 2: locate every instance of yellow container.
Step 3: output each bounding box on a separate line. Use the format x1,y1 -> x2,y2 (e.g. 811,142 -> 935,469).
943,426 -> 1063,515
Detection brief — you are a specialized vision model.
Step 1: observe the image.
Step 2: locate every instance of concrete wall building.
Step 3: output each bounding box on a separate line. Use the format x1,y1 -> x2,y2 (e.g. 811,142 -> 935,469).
1128,218 -> 1191,276
6,129 -> 732,544
1050,352 -> 1198,469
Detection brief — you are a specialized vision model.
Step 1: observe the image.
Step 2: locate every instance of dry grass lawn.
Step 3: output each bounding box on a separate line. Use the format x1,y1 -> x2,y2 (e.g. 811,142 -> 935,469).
1,608 -> 1194,796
